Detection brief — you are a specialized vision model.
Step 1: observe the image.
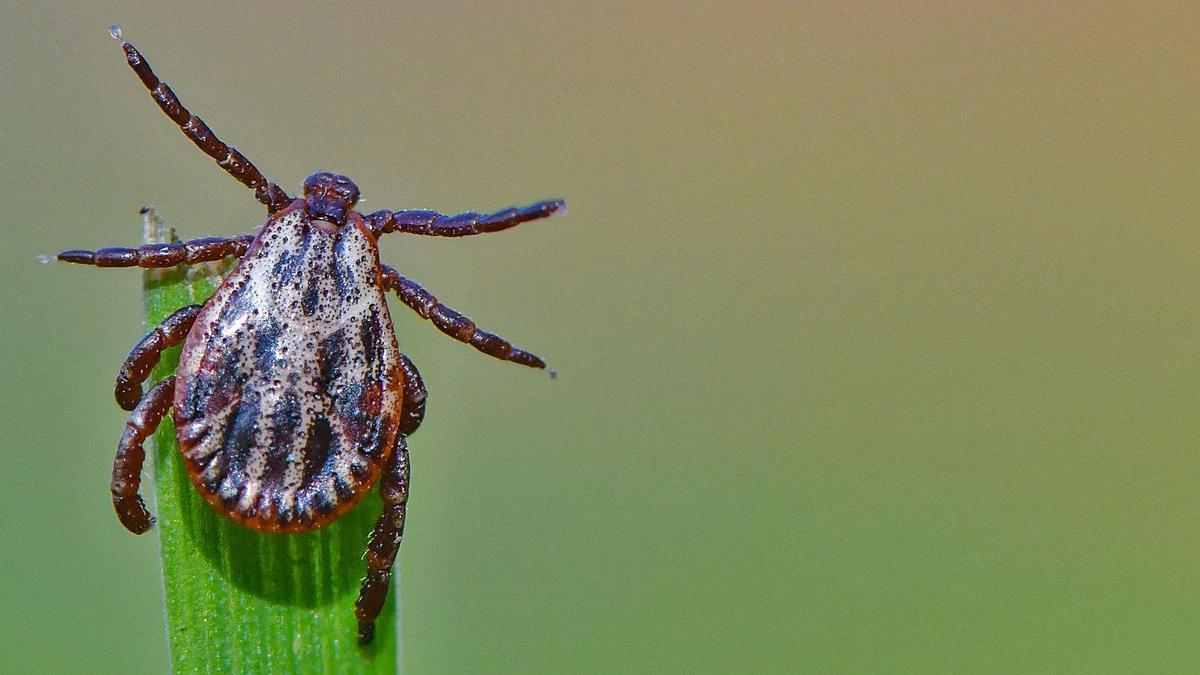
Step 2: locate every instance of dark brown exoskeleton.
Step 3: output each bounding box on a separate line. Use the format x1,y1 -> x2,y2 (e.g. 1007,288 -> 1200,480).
58,32 -> 563,645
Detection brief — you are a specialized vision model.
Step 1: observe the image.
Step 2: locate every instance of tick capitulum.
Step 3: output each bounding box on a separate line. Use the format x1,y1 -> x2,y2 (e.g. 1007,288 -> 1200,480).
58,34 -> 564,645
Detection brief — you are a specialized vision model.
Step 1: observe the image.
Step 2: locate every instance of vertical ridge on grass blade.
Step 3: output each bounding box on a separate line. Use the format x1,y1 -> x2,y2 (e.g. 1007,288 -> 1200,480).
140,208 -> 398,674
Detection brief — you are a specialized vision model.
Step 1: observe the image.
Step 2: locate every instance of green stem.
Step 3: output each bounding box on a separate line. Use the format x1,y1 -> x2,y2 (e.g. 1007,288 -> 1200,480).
141,208 -> 397,674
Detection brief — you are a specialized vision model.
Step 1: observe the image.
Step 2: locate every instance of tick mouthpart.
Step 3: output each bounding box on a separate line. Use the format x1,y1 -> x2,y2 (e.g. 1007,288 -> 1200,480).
302,172 -> 360,226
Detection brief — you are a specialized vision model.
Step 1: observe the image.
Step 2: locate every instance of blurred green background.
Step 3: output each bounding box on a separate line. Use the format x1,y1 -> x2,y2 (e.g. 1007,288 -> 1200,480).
2,2 -> 1198,672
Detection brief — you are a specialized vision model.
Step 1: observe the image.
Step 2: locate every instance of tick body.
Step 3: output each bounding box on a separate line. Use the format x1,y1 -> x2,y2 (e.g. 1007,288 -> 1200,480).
175,204 -> 402,533
61,32 -> 563,644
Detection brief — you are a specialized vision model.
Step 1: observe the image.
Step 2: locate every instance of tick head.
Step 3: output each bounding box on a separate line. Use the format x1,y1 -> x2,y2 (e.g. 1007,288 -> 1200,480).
302,172 -> 360,226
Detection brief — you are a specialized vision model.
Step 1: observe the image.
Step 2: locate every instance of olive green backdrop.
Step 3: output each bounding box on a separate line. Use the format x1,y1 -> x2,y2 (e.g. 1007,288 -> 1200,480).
2,2 -> 1197,673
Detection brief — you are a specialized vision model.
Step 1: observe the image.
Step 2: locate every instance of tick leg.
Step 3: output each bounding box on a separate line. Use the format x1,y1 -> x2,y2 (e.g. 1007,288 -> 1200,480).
380,265 -> 547,369
112,375 -> 175,535
363,199 -> 565,238
115,304 -> 203,410
118,40 -> 291,212
397,354 -> 428,436
57,234 -> 255,268
356,434 -> 410,645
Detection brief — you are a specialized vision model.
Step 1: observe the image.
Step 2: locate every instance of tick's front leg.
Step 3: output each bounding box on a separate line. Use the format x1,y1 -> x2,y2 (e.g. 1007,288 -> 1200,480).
355,434 -> 410,645
364,199 -> 564,238
57,234 -> 255,268
118,39 -> 292,212
112,376 -> 175,534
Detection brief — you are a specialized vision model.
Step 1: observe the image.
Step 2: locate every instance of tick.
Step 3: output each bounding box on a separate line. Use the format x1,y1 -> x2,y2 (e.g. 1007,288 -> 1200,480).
57,29 -> 563,645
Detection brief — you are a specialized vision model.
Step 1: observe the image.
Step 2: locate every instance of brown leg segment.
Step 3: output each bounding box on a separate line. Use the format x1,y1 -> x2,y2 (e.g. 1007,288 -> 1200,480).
356,358 -> 425,644
119,40 -> 291,212
57,234 -> 255,268
363,199 -> 564,239
112,376 -> 175,534
397,353 -> 427,436
115,304 -> 203,410
380,264 -> 547,369
356,434 -> 410,645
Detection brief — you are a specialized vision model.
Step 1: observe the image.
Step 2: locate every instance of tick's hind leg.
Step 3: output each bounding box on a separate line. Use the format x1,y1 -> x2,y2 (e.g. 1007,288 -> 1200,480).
116,304 -> 202,410
381,265 -> 547,369
355,357 -> 424,644
356,434 -> 411,645
397,354 -> 427,436
112,376 -> 175,534
57,234 -> 254,268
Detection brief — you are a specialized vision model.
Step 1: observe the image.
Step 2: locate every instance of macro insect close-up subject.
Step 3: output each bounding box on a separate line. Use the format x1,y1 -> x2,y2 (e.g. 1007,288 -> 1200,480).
56,29 -> 564,645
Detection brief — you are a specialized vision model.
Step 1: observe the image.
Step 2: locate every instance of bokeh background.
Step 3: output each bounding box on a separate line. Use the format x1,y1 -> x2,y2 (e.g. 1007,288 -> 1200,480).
2,2 -> 1198,672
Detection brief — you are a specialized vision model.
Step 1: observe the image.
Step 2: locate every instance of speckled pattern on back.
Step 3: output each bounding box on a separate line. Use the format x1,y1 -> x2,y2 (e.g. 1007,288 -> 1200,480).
173,202 -> 403,532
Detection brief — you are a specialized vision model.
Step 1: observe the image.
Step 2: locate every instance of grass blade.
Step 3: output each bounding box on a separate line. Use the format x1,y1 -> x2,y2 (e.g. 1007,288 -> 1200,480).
140,208 -> 397,674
